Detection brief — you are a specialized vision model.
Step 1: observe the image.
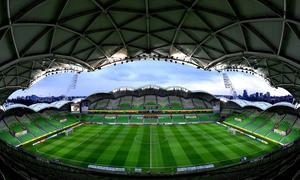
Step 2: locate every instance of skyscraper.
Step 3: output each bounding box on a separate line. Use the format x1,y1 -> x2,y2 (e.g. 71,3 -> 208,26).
243,90 -> 248,98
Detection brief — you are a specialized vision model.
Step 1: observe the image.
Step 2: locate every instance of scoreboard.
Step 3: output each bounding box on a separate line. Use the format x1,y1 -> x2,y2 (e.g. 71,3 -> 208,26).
70,103 -> 80,113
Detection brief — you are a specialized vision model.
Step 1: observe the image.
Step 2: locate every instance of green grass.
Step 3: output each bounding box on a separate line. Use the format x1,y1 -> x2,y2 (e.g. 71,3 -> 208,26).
23,123 -> 278,174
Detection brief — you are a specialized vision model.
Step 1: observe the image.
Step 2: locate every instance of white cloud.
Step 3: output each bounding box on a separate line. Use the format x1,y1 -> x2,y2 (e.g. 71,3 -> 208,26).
8,61 -> 291,98
228,72 -> 290,96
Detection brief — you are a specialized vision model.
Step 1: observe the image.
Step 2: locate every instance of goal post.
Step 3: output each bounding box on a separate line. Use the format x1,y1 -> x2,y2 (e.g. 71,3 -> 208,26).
65,128 -> 73,136
228,127 -> 237,135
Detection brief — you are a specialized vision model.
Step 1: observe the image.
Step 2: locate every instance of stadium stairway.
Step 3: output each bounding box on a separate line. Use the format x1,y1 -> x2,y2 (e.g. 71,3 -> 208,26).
245,112 -> 275,131
25,114 -> 51,133
2,117 -> 35,143
255,113 -> 285,136
0,121 -> 20,146
0,112 -> 80,147
3,116 -> 24,133
18,115 -> 45,137
276,115 -> 297,132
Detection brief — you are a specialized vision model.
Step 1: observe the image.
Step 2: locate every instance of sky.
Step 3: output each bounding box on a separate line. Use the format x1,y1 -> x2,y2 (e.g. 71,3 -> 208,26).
9,61 -> 290,98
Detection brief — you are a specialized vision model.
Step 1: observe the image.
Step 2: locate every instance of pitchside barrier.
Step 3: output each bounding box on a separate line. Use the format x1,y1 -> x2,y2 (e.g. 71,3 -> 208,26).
177,164 -> 214,172
88,109 -> 213,114
32,124 -> 82,146
1,135 -> 299,179
221,121 -> 283,146
88,165 -> 125,172
87,164 -> 215,173
17,122 -> 81,147
84,120 -> 211,126
218,122 -> 269,144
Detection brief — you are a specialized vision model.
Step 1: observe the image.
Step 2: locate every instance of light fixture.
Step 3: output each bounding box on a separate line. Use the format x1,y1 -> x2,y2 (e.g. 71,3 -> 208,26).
170,47 -> 187,60
108,48 -> 127,62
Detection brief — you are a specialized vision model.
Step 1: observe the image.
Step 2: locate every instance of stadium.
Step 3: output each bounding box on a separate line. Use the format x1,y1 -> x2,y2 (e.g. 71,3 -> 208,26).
1,0 -> 300,179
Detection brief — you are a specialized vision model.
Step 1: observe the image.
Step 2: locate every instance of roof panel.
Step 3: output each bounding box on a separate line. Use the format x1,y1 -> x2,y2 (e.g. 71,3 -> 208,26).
228,99 -> 272,110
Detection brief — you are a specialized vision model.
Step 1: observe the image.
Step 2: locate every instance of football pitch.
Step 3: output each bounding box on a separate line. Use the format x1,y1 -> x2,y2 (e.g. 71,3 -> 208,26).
24,123 -> 279,174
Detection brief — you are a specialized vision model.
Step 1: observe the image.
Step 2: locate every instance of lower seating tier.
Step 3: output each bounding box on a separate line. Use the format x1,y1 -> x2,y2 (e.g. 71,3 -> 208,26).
0,113 -> 80,146
224,112 -> 300,145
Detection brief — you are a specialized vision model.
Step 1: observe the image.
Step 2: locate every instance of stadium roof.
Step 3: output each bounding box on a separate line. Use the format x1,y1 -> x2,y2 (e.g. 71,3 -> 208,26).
85,85 -> 217,102
269,101 -> 296,109
112,85 -> 191,93
227,99 -> 296,111
3,99 -> 79,112
228,99 -> 272,110
4,103 -> 30,111
29,103 -> 52,112
1,0 -> 300,102
50,100 -> 72,109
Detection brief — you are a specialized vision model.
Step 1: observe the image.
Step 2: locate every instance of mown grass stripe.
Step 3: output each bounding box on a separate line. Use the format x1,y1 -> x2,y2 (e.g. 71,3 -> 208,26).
203,124 -> 269,153
136,126 -> 150,168
170,125 -> 205,164
163,126 -> 191,165
94,126 -> 131,165
193,125 -> 251,159
61,125 -> 115,160
197,124 -> 271,158
175,125 -> 218,162
156,126 -> 177,167
109,126 -> 138,166
123,126 -> 144,167
188,125 -> 240,155
40,125 -> 98,155
151,126 -> 164,171
182,125 -> 235,165
23,123 -> 278,173
84,125 -> 125,164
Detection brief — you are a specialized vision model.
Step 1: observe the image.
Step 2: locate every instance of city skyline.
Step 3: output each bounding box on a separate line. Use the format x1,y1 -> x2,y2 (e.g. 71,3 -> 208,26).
7,89 -> 294,106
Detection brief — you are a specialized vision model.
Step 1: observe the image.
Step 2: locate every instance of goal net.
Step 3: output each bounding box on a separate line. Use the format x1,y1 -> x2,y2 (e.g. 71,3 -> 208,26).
65,128 -> 73,136
228,127 -> 237,135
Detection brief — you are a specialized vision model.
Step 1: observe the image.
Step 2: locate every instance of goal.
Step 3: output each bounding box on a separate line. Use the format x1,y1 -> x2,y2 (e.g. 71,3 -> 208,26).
228,127 -> 237,135
65,128 -> 73,136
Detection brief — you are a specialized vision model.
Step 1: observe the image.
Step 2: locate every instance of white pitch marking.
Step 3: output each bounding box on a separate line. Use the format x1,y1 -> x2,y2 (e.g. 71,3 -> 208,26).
150,126 -> 152,169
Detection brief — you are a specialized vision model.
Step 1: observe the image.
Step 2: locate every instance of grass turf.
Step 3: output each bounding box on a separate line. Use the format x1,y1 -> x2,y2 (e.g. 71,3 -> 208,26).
23,123 -> 278,174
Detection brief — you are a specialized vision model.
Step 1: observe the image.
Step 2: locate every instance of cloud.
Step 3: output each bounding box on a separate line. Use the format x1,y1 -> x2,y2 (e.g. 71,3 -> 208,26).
227,72 -> 290,96
8,61 -> 291,98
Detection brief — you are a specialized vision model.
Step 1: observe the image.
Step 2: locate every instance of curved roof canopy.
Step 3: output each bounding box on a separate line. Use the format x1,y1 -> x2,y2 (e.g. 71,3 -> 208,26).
225,99 -> 296,111
85,85 -> 217,103
268,101 -> 296,109
29,103 -> 52,112
227,99 -> 272,110
4,103 -> 29,111
1,0 -> 300,102
3,99 -> 77,112
112,85 -> 191,93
